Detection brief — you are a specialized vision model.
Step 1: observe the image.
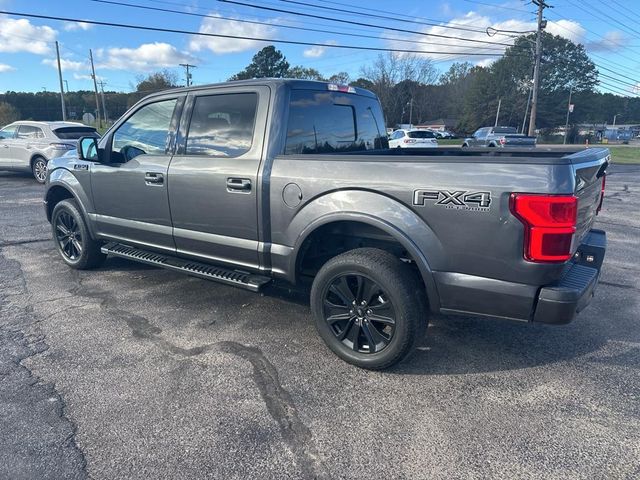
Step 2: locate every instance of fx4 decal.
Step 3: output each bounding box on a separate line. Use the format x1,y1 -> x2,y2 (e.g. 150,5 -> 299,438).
413,189 -> 492,211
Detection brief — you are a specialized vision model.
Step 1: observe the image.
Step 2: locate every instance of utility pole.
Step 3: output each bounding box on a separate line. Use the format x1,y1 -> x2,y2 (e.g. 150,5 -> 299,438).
563,85 -> 573,145
97,80 -> 108,124
179,63 -> 196,87
494,98 -> 502,127
89,49 -> 102,128
55,41 -> 67,121
408,98 -> 413,127
63,80 -> 69,93
528,0 -> 550,138
521,86 -> 532,133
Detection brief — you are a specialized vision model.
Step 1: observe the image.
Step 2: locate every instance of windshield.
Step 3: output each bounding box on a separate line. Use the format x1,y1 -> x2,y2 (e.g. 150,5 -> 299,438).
408,130 -> 435,139
53,127 -> 99,140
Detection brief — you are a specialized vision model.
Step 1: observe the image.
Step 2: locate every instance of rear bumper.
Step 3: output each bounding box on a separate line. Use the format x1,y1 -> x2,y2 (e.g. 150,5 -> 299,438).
533,229 -> 606,324
435,229 -> 606,324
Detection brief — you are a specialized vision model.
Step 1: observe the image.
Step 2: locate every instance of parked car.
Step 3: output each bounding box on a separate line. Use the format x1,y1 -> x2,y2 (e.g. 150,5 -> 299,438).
463,126 -> 536,148
44,79 -> 607,369
0,121 -> 99,183
434,130 -> 456,139
389,129 -> 438,148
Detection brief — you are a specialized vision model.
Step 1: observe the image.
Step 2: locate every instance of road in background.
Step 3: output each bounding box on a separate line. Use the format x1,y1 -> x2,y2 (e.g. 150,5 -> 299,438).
1,166 -> 639,479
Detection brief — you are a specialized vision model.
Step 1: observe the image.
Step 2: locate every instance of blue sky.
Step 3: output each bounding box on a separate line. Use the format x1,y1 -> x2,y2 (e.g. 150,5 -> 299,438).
0,0 -> 638,95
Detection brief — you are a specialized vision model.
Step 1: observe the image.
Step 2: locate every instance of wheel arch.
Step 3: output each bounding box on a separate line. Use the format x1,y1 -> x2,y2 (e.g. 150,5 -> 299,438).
45,171 -> 97,240
284,190 -> 443,311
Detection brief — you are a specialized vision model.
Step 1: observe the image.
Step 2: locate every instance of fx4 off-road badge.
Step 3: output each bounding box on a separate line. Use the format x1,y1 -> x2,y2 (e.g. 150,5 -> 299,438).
413,189 -> 492,211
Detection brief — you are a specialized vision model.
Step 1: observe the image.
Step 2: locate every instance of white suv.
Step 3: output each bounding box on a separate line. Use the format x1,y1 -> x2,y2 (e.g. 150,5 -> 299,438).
0,121 -> 98,183
388,129 -> 438,148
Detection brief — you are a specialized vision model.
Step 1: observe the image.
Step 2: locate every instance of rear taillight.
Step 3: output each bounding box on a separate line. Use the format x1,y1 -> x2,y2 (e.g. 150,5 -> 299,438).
510,194 -> 578,262
596,174 -> 606,215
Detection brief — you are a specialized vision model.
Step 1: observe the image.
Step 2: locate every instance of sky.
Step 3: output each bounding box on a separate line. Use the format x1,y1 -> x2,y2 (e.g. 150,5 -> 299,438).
0,0 -> 638,96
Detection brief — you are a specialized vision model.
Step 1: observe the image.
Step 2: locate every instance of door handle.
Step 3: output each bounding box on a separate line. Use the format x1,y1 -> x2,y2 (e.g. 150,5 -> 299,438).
144,172 -> 164,185
226,177 -> 252,192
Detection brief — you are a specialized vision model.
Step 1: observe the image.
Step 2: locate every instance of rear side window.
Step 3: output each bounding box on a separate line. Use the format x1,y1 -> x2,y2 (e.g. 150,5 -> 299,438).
17,125 -> 44,139
54,127 -> 99,139
285,90 -> 388,154
408,130 -> 435,138
185,93 -> 257,157
493,127 -> 517,134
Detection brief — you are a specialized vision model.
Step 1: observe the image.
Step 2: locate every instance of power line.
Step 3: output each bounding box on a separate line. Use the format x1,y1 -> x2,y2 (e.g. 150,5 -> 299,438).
89,0 -> 513,53
277,0 -> 505,36
217,0 -> 530,49
0,10 -> 526,56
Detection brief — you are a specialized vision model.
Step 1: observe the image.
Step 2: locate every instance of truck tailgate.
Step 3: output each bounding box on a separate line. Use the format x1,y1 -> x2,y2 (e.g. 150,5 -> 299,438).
570,149 -> 609,246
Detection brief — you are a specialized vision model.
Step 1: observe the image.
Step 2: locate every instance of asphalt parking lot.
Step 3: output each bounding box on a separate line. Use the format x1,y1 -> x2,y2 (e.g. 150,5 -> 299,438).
1,164 -> 639,479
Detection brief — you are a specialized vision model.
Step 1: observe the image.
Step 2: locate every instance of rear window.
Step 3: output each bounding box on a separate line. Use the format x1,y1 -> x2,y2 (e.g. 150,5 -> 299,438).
53,127 -> 99,140
408,130 -> 435,138
285,90 -> 388,154
493,127 -> 517,134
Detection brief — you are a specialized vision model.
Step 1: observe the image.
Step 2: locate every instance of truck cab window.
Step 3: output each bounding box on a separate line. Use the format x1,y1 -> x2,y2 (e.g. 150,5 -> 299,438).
285,90 -> 387,154
112,98 -> 177,162
185,92 -> 257,157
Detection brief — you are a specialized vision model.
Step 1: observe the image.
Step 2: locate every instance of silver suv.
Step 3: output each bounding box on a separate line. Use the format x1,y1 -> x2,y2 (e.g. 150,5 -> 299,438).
0,121 -> 98,183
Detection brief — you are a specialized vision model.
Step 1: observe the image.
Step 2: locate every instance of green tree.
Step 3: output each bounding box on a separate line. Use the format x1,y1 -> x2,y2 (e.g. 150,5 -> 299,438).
230,46 -> 290,80
135,70 -> 178,93
287,66 -> 324,80
0,101 -> 20,125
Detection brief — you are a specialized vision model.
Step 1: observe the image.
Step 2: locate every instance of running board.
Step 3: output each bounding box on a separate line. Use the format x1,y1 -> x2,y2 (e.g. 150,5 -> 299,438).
101,242 -> 271,292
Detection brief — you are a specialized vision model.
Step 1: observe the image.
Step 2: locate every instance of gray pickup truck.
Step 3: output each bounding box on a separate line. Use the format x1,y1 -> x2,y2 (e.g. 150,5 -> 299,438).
44,79 -> 608,369
463,126 -> 537,148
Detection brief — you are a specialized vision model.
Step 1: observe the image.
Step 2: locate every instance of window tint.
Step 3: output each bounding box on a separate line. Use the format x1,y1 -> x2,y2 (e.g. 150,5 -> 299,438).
0,125 -> 17,140
54,127 -> 99,140
285,90 -> 388,154
113,99 -> 177,159
408,130 -> 435,138
17,125 -> 44,139
493,127 -> 517,134
185,93 -> 257,157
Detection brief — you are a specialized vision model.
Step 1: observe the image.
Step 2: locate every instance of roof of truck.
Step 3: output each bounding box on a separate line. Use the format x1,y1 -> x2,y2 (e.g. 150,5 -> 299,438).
147,78 -> 378,99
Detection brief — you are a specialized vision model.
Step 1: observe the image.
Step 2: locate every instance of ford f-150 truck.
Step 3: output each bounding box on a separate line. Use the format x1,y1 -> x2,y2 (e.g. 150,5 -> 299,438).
463,126 -> 537,148
44,79 -> 608,369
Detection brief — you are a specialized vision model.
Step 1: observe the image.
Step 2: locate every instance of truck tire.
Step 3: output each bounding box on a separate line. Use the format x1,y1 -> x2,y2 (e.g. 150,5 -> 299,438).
310,248 -> 427,370
32,156 -> 48,184
51,199 -> 106,270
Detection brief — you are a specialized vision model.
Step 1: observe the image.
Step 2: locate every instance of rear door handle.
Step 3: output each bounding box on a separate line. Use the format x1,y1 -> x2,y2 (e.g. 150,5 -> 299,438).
145,172 -> 164,185
226,177 -> 252,192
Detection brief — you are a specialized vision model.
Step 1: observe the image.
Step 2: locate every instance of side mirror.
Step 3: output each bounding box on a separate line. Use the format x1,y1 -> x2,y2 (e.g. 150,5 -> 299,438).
78,136 -> 99,161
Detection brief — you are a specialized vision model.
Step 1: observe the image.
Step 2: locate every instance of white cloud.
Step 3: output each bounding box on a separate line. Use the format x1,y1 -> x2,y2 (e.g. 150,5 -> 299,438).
63,21 -> 93,32
97,42 -> 196,71
189,14 -> 275,54
303,41 -> 336,58
0,15 -> 56,54
42,58 -> 86,71
0,63 -> 15,73
385,12 -> 594,62
587,31 -> 628,52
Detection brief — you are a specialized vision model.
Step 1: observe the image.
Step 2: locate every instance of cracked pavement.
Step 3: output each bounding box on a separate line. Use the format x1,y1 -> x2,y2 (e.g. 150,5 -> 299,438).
1,166 -> 639,479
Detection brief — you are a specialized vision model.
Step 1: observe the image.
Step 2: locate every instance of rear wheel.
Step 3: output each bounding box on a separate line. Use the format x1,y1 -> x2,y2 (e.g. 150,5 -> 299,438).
310,248 -> 427,370
32,156 -> 48,184
51,199 -> 106,269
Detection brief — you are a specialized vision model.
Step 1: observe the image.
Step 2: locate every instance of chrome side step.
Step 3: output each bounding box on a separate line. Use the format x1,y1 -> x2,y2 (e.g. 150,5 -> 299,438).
101,242 -> 271,292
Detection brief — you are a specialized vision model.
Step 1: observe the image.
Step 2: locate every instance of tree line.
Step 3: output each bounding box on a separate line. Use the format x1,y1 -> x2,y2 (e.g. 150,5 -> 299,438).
1,34 -> 638,135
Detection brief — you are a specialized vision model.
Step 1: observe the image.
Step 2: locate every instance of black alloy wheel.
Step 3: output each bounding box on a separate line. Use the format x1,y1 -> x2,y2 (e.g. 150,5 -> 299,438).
54,210 -> 83,261
323,273 -> 396,354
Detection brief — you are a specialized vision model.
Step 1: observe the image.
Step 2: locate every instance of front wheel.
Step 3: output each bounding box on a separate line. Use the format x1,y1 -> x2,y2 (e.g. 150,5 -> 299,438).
51,199 -> 106,269
310,248 -> 427,370
32,157 -> 48,184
